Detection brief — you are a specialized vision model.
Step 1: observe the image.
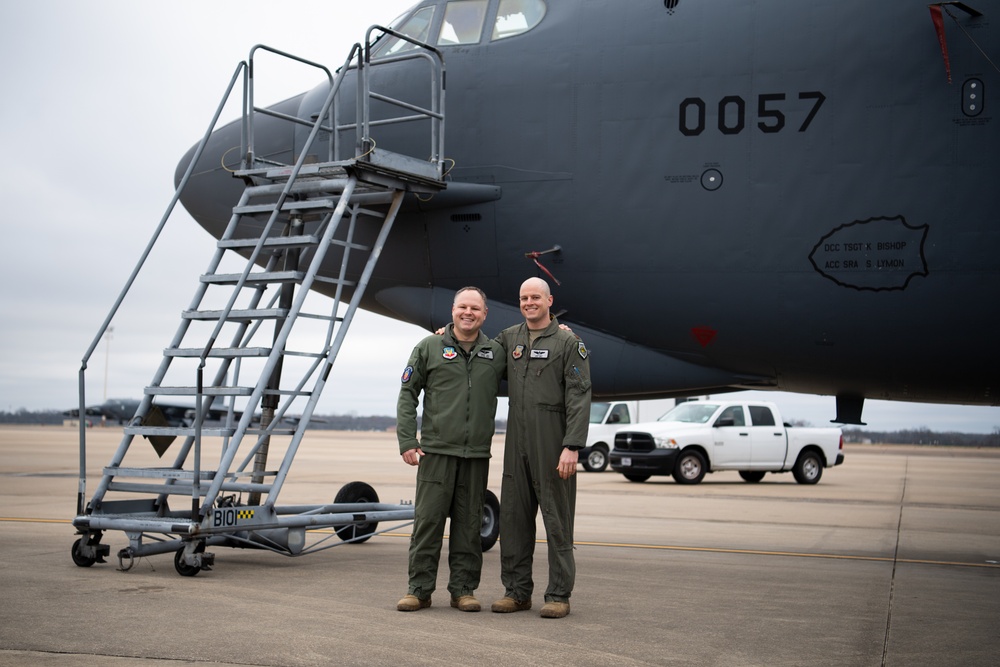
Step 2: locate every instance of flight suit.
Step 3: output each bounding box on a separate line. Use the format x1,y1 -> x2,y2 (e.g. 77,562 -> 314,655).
496,317 -> 592,603
397,324 -> 506,600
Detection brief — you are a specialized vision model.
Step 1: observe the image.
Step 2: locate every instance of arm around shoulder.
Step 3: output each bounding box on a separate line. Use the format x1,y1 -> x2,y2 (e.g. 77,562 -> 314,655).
561,333 -> 592,449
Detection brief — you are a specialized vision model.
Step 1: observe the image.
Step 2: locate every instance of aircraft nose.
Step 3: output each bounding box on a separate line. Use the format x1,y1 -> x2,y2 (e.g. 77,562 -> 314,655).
174,93 -> 307,240
174,136 -> 244,237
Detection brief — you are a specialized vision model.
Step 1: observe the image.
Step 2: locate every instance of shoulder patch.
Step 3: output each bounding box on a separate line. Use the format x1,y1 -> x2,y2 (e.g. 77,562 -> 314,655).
401,365 -> 414,383
577,341 -> 588,359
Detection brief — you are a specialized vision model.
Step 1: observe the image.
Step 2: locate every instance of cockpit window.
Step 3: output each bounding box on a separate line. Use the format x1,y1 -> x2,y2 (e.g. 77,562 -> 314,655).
372,5 -> 435,56
439,1 -> 489,45
492,0 -> 546,41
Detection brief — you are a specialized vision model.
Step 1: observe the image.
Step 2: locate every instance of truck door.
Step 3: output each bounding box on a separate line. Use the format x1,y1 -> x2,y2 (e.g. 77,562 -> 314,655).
748,405 -> 787,467
711,405 -> 752,467
608,402 -> 631,425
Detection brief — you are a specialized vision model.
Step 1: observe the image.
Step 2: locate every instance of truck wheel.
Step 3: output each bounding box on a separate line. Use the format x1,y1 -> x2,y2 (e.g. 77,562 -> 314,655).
582,444 -> 609,472
739,470 -> 766,483
481,489 -> 500,552
623,473 -> 650,483
793,451 -> 824,484
672,450 -> 707,484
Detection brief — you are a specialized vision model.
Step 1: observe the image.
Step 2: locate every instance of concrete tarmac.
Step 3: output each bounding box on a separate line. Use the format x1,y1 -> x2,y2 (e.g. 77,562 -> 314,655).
0,425 -> 998,666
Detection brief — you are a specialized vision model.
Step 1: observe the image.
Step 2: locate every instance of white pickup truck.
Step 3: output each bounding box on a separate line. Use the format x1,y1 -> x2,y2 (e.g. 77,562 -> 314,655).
581,400 -> 675,472
608,400 -> 844,484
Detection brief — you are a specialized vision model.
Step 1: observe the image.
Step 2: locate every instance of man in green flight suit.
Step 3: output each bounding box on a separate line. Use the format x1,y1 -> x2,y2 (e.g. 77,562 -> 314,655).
491,277 -> 592,619
396,286 -> 506,612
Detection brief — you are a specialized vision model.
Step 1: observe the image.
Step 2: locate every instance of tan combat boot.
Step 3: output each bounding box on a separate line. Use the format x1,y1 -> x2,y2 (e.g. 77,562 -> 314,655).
397,594 -> 432,611
540,601 -> 570,618
450,595 -> 481,612
491,596 -> 532,613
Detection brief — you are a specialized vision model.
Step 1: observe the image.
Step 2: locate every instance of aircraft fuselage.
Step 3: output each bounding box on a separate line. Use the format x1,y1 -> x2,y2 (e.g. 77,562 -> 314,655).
176,0 -> 1000,415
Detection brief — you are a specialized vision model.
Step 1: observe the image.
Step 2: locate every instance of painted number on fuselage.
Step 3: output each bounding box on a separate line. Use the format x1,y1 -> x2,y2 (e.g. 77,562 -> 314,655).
679,92 -> 826,136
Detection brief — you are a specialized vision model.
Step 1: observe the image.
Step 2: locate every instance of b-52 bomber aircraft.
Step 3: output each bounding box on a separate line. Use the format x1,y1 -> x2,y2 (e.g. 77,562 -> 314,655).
70,0 -> 998,577
173,0 -> 999,425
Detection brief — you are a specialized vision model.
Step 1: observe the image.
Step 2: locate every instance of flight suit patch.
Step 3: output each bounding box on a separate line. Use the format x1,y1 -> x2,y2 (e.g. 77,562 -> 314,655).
476,349 -> 494,359
442,346 -> 458,360
512,344 -> 525,360
578,341 -> 588,359
401,365 -> 413,383
530,349 -> 549,359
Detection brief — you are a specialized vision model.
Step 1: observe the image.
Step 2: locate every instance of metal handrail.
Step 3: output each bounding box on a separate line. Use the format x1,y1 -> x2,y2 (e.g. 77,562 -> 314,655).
359,25 -> 446,172
75,61 -> 248,516
244,45 -> 336,168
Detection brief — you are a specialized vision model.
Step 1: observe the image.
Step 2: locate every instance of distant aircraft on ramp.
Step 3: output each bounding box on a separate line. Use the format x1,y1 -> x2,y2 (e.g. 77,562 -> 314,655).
64,398 -> 192,426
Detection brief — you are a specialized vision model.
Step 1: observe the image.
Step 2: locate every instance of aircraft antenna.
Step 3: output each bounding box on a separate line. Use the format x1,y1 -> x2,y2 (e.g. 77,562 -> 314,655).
525,245 -> 562,285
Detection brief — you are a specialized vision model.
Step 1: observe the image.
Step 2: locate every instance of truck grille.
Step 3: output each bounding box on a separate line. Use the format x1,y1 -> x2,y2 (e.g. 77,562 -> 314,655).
614,432 -> 655,453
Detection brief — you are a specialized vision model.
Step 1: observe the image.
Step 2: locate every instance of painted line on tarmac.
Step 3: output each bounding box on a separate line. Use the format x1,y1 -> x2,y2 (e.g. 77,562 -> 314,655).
8,518 -> 995,570
573,539 -> 1000,569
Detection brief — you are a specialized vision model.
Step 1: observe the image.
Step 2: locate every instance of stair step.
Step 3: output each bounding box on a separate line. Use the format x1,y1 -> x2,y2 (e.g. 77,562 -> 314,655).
103,467 -> 220,480
233,198 -> 336,215
125,426 -> 236,438
235,160 -> 352,181
329,238 -> 371,252
281,349 -> 327,359
106,481 -> 274,497
312,276 -> 357,288
201,271 -> 305,285
217,235 -> 320,250
164,347 -> 272,358
262,388 -> 313,397
247,427 -> 297,436
147,386 -> 254,397
182,308 -> 288,321
354,150 -> 445,189
216,236 -> 370,253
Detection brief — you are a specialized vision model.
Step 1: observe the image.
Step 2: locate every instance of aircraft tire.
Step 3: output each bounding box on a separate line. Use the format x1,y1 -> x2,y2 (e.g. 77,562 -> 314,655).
481,489 -> 500,552
793,451 -> 823,484
623,473 -> 650,483
672,450 -> 707,484
582,444 -> 609,472
333,481 -> 380,543
739,470 -> 766,483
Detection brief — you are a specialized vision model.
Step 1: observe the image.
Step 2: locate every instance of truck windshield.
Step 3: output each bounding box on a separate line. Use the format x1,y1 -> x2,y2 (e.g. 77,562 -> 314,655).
657,403 -> 720,424
590,402 -> 610,424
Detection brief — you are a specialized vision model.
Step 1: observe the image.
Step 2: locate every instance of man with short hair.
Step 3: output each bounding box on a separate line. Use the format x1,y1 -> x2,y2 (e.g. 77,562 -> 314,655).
491,277 -> 592,619
396,286 -> 506,612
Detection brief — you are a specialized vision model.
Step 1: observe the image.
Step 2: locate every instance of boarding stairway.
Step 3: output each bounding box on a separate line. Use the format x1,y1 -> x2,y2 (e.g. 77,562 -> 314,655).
72,30 -> 446,575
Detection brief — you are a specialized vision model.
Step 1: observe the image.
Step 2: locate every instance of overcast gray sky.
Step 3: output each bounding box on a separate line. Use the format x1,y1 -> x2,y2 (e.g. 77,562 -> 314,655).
1,1 -> 997,433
